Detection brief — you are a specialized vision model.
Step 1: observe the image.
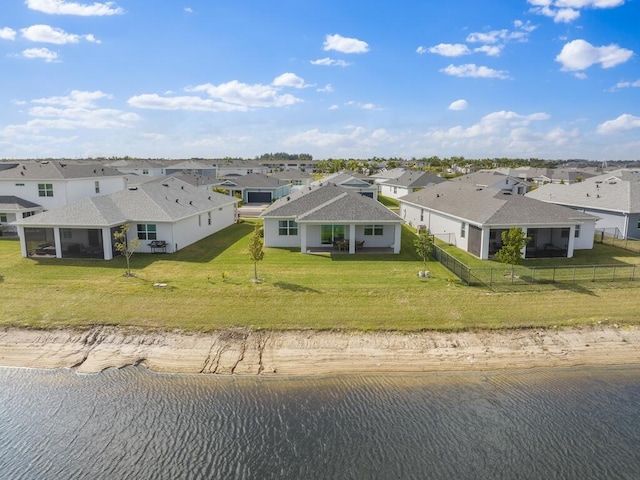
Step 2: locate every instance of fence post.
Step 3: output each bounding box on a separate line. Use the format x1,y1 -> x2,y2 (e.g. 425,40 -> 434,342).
490,268 -> 493,286
552,267 -> 556,283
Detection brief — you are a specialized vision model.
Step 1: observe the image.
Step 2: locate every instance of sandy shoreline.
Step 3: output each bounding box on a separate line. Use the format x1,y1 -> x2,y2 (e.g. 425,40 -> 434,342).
1,325 -> 639,375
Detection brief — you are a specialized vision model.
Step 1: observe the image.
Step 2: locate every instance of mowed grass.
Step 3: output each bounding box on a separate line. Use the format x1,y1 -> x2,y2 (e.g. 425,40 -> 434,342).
1,223 -> 640,332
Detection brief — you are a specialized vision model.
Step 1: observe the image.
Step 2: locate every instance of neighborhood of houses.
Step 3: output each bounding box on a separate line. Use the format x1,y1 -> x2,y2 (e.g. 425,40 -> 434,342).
1,157 -> 638,263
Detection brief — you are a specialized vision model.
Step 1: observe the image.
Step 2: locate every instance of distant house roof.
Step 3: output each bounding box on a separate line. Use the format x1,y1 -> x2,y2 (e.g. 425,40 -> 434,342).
0,161 -> 125,180
369,168 -> 408,181
216,173 -> 289,189
382,170 -> 446,188
148,172 -> 218,188
400,182 -> 596,227
526,169 -> 640,214
261,184 -> 401,223
312,172 -> 375,189
15,178 -> 238,227
0,196 -> 41,211
451,170 -> 530,188
270,170 -> 314,181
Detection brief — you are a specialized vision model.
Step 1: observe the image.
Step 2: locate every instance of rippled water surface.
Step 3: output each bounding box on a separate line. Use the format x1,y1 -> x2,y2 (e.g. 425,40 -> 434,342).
1,366 -> 640,479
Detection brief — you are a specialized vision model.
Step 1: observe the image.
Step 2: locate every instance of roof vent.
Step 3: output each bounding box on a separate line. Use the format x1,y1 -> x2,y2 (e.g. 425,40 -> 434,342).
189,200 -> 193,205
128,186 -> 138,190
175,199 -> 179,203
286,196 -> 290,201
586,193 -> 590,197
181,185 -> 185,189
597,194 -> 600,198
436,194 -> 440,198
162,183 -> 169,187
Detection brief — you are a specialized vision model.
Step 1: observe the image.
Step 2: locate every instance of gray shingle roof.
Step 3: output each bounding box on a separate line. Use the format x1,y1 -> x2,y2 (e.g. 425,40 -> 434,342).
0,196 -> 41,210
526,169 -> 640,213
261,184 -> 401,223
217,173 -> 288,189
383,170 -> 446,188
15,178 -> 238,226
400,182 -> 595,226
452,170 -> 530,188
0,161 -> 125,180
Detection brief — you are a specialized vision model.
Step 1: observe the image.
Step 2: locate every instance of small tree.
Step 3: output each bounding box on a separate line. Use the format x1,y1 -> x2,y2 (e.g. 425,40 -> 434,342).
113,224 -> 142,277
248,222 -> 264,281
495,227 -> 531,278
414,229 -> 434,270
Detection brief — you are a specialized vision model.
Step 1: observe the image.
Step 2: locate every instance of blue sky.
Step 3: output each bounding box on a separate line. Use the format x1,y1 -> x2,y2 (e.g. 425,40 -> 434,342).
0,0 -> 638,160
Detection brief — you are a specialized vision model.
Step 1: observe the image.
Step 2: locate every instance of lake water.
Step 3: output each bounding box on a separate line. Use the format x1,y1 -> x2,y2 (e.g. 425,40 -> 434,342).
1,366 -> 639,479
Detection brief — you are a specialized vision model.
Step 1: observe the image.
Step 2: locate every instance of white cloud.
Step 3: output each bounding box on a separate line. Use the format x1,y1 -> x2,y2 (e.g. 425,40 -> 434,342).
310,57 -> 351,67
21,47 -> 59,62
555,39 -> 634,71
528,0 -> 624,23
448,99 -> 468,111
441,64 -> 509,79
184,7 -> 193,14
32,90 -> 111,108
21,24 -> 100,44
427,43 -> 471,57
284,126 -> 366,148
345,101 -> 381,110
416,46 -> 427,54
427,110 -> 550,140
328,104 -> 339,110
323,34 -> 369,54
597,114 -> 640,134
129,78 -> 304,112
26,0 -> 124,16
272,72 -> 309,89
1,90 -> 138,141
474,45 -> 503,56
317,83 -> 334,93
466,22 -> 536,45
611,79 -> 640,90
1,27 -> 17,41
127,94 -> 246,112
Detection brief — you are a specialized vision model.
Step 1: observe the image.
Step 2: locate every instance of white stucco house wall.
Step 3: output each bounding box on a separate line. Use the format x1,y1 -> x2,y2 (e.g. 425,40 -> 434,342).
0,161 -> 127,211
399,182 -> 597,260
13,178 -> 239,260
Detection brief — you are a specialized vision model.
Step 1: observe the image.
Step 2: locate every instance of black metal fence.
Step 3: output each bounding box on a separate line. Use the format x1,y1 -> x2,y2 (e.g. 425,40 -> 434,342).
432,244 -> 638,287
594,230 -> 640,254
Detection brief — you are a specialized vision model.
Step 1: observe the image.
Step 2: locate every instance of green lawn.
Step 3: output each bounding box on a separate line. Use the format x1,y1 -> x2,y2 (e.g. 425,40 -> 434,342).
1,224 -> 640,332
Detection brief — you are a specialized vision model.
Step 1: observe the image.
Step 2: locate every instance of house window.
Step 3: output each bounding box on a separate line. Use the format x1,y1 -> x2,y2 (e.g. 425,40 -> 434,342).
420,209 -> 424,222
574,225 -> 581,238
293,180 -> 302,186
23,211 -> 35,218
95,181 -> 100,194
137,223 -> 157,240
460,222 -> 466,238
0,213 -> 7,223
38,183 -> 54,197
142,169 -> 149,175
247,169 -> 253,174
364,224 -> 384,236
62,229 -> 73,240
198,215 -> 202,227
393,187 -> 397,194
15,183 -> 24,186
208,211 -> 212,225
561,228 -> 570,239
278,220 -> 298,236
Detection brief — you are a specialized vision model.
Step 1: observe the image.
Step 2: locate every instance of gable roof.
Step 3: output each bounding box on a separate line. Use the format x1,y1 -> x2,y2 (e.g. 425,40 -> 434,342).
261,184 -> 401,223
382,170 -> 446,188
0,196 -> 41,211
400,183 -> 596,227
217,173 -> 289,189
312,172 -> 374,188
526,169 -> 640,214
0,161 -> 125,180
451,170 -> 530,188
15,178 -> 238,227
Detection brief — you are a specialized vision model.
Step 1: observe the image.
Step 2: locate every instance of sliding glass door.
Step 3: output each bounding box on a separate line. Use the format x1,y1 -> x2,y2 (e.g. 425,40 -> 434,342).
321,225 -> 345,244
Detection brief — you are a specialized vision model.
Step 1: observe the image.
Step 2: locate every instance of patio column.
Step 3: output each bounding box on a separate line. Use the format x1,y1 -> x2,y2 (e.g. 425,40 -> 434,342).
300,223 -> 308,254
102,227 -> 113,260
53,228 -> 63,259
17,226 -> 27,258
393,224 -> 401,254
521,227 -> 528,259
566,226 -> 575,258
348,224 -> 356,254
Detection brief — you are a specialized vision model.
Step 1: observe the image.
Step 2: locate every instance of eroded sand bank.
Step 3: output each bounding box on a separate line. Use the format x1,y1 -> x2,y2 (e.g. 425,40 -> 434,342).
1,325 -> 639,375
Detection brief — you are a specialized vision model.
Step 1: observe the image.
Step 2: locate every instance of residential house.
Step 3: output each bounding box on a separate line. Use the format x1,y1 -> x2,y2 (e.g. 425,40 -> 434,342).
451,170 -> 530,195
13,178 -> 239,259
526,169 -> 640,239
261,184 -> 403,254
0,196 -> 43,235
212,160 -> 270,177
163,159 -> 217,178
399,182 -> 597,259
0,161 -> 127,210
214,173 -> 291,203
311,172 -> 379,198
378,170 -> 446,199
270,170 -> 315,189
105,158 -> 168,177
